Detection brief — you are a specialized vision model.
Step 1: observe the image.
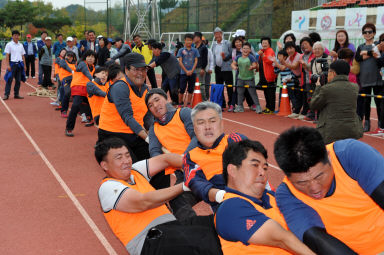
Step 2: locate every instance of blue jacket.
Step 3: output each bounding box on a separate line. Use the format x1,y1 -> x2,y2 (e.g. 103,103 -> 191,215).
23,41 -> 38,57
37,40 -> 45,50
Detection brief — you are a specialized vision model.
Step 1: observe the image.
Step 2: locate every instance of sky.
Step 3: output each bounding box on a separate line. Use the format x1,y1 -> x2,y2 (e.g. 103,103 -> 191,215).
35,0 -> 112,11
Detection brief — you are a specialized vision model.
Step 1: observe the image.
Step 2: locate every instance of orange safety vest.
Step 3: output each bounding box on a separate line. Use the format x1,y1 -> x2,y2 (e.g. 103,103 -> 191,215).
189,135 -> 228,180
58,61 -> 76,81
215,192 -> 290,255
99,77 -> 148,134
154,108 -> 191,175
283,143 -> 384,255
87,81 -> 109,118
101,171 -> 172,246
71,63 -> 95,96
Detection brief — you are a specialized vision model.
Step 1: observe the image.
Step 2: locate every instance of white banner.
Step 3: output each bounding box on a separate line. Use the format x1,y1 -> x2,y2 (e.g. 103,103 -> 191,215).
376,6 -> 384,29
291,10 -> 310,31
344,7 -> 367,30
316,9 -> 337,31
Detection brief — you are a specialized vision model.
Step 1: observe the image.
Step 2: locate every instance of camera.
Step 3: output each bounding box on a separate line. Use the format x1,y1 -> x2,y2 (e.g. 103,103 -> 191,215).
310,58 -> 329,86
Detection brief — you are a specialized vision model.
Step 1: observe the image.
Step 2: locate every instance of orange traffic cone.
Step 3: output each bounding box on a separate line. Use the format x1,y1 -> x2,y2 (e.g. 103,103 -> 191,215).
192,77 -> 203,108
277,83 -> 292,116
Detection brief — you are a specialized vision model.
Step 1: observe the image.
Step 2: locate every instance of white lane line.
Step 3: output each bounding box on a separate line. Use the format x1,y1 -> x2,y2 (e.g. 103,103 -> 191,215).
0,98 -> 118,255
223,117 -> 280,136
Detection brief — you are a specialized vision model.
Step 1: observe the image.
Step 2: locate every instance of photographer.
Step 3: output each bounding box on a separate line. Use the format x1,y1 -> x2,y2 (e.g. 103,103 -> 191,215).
302,42 -> 332,121
310,60 -> 363,144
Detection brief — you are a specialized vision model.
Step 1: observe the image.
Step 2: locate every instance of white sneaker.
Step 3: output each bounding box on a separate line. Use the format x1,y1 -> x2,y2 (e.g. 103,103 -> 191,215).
81,113 -> 87,122
50,101 -> 60,106
26,76 -> 29,79
288,113 -> 299,119
255,105 -> 262,114
298,114 -> 306,120
233,106 -> 244,113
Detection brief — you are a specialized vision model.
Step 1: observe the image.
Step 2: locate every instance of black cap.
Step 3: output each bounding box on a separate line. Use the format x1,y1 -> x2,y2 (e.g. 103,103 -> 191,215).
151,42 -> 163,50
145,88 -> 168,106
124,52 -> 147,68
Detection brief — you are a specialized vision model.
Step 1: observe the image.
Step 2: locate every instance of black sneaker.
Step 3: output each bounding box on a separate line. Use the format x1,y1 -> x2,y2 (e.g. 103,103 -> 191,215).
65,130 -> 74,137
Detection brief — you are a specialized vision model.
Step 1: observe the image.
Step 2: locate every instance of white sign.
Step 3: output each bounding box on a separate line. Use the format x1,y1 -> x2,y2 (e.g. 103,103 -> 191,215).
316,9 -> 337,31
291,10 -> 310,31
345,7 -> 367,29
376,6 -> 384,29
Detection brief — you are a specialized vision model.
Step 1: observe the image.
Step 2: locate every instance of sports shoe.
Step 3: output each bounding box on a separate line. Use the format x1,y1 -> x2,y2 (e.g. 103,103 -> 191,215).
26,76 -> 29,79
304,116 -> 315,121
81,113 -> 88,123
288,113 -> 299,119
370,128 -> 384,137
262,108 -> 274,114
255,105 -> 262,114
50,101 -> 60,106
61,111 -> 68,118
85,121 -> 94,127
32,76 -> 36,79
251,105 -> 257,111
65,130 -> 74,137
233,106 -> 244,113
227,105 -> 234,112
297,114 -> 306,120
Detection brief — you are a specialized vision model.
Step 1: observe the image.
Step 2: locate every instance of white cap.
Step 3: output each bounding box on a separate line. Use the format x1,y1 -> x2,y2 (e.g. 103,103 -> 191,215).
232,29 -> 246,38
97,35 -> 103,39
45,36 -> 52,40
66,36 -> 74,41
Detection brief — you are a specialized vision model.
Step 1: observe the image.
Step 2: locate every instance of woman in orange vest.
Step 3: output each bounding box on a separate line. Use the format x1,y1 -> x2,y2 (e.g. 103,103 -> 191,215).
58,51 -> 77,117
65,50 -> 96,137
86,66 -> 108,126
52,48 -> 67,107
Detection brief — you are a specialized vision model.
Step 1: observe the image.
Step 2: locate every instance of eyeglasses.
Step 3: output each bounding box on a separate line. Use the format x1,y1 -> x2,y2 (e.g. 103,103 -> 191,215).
363,30 -> 374,35
130,66 -> 148,73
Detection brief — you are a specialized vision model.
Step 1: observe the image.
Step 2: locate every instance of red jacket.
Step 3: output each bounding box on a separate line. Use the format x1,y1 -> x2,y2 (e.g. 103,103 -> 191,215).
261,47 -> 276,83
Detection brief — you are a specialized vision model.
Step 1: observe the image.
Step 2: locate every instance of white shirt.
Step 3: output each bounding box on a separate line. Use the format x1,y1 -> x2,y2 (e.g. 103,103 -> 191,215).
214,42 -> 223,67
4,40 -> 25,62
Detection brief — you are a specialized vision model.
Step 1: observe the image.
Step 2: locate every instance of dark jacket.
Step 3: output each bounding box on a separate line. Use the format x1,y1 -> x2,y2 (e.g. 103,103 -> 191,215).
23,41 -> 37,57
355,43 -> 382,87
310,75 -> 363,144
97,46 -> 110,66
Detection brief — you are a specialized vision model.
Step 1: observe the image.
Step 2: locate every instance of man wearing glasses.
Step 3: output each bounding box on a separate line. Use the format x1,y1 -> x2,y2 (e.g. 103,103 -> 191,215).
98,53 -> 152,162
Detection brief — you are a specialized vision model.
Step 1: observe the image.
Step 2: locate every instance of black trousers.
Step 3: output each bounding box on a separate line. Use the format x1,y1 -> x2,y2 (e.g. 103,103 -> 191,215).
98,128 -> 149,163
263,82 -> 276,111
25,55 -> 35,77
41,64 -> 53,88
66,95 -> 88,131
147,68 -> 158,88
359,86 -> 384,127
215,66 -> 234,108
141,215 -> 223,255
5,63 -> 22,96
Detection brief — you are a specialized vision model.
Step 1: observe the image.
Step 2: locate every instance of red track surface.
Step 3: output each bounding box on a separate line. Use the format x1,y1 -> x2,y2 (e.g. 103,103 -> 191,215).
1,71 -> 383,254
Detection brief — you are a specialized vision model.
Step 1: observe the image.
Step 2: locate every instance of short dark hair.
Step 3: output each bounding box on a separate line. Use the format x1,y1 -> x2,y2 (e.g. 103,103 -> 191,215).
65,51 -> 77,63
330,59 -> 350,75
231,36 -> 243,49
95,137 -> 128,164
151,42 -> 163,50
309,32 -> 321,43
274,126 -> 328,176
362,23 -> 376,34
242,42 -> 252,48
41,31 -> 48,36
283,33 -> 296,44
94,66 -> 108,77
107,63 -> 123,81
194,31 -> 203,39
284,41 -> 296,51
81,50 -> 97,61
88,30 -> 95,35
72,35 -> 77,38
184,33 -> 194,40
147,39 -> 156,46
133,34 -> 141,40
300,37 -> 313,47
12,30 -> 20,36
338,48 -> 354,60
57,33 -> 63,38
260,37 -> 271,47
145,88 -> 168,106
222,139 -> 268,185
278,50 -> 288,57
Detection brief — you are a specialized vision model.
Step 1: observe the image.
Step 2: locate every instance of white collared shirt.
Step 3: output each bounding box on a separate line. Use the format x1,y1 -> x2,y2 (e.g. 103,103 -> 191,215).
5,40 -> 25,62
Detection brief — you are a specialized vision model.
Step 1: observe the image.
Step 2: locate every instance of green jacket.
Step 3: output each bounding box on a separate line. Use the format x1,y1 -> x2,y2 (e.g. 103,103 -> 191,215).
310,75 -> 363,144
